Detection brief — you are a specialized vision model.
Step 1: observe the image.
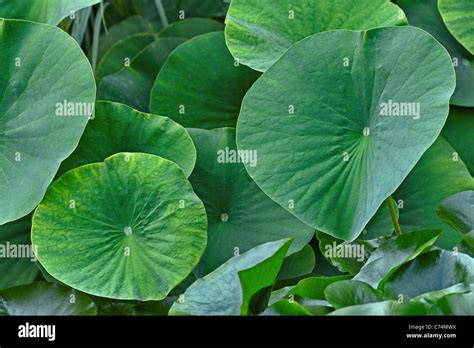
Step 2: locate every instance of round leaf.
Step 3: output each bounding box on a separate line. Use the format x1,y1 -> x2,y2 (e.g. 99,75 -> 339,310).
58,101 -> 196,177
225,0 -> 407,72
0,19 -> 96,225
0,282 -> 96,316
237,27 -> 455,241
188,128 -> 314,276
32,153 -> 208,300
150,32 -> 261,129
439,0 -> 474,55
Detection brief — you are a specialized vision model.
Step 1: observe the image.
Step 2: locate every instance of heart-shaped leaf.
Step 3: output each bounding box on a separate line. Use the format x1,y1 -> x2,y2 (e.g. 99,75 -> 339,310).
0,19 -> 96,225
99,38 -> 186,112
58,101 -> 196,177
150,32 -> 261,129
325,280 -> 384,309
439,0 -> 474,55
393,137 -> 474,248
0,0 -> 100,25
31,153 -> 208,300
384,249 -> 474,300
0,215 -> 39,290
398,0 -> 474,106
353,230 -> 442,289
188,128 -> 314,276
0,282 -> 96,316
169,239 -> 292,315
237,27 -> 455,241
225,0 -> 407,72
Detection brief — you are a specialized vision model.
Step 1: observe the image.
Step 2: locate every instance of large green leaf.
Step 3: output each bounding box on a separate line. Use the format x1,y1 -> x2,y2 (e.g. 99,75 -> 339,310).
225,0 -> 407,72
0,19 -> 96,225
237,27 -> 455,241
325,280 -> 384,309
158,17 -> 224,38
188,128 -> 314,276
0,282 -> 96,316
429,291 -> 474,315
398,0 -> 474,106
0,0 -> 100,25
58,101 -> 196,177
384,250 -> 474,300
442,107 -> 474,176
0,215 -> 40,290
98,38 -> 185,112
150,32 -> 261,129
169,239 -> 292,315
329,300 -> 426,315
439,0 -> 474,55
31,153 -> 207,300
353,230 -> 442,289
96,33 -> 156,82
393,137 -> 474,248
437,191 -> 474,235
177,0 -> 228,18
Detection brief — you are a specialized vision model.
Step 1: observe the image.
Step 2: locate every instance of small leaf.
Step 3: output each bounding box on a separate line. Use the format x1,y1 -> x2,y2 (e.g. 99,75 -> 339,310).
353,230 -> 442,289
325,280 -> 384,309
169,239 -> 292,316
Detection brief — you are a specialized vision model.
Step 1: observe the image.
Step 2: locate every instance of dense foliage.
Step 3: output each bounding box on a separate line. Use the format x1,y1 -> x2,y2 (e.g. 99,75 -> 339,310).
0,0 -> 473,316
